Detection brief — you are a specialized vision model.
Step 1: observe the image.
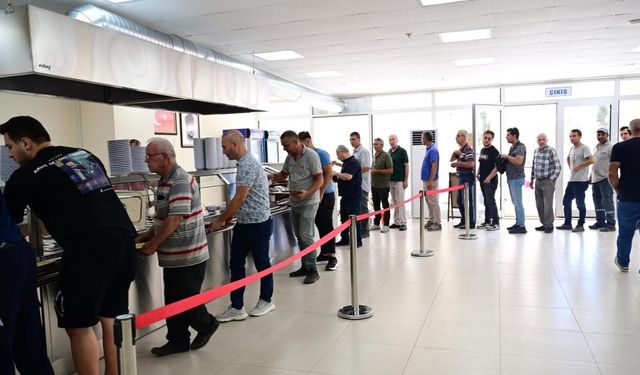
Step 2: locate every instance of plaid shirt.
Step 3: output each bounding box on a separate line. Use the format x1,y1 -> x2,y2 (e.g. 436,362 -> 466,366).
531,145 -> 561,180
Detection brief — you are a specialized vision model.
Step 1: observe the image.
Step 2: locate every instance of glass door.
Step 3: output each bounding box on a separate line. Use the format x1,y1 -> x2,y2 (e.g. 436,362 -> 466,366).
472,104 -> 503,220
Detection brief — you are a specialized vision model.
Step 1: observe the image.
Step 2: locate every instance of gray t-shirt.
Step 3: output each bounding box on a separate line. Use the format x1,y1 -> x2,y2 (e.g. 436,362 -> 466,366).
591,141 -> 612,183
353,145 -> 371,193
506,142 -> 526,180
235,153 -> 271,224
569,144 -> 592,182
282,146 -> 322,207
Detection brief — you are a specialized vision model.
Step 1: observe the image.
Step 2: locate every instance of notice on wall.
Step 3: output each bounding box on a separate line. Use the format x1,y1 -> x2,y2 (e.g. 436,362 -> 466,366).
545,87 -> 572,97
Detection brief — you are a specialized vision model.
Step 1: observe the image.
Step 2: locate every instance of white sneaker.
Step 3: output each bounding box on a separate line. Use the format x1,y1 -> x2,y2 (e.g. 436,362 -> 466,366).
381,225 -> 389,233
250,299 -> 275,317
370,224 -> 381,230
216,305 -> 248,322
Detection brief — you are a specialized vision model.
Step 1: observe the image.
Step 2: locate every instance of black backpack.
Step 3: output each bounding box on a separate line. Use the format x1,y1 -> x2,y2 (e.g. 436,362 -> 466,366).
495,155 -> 507,174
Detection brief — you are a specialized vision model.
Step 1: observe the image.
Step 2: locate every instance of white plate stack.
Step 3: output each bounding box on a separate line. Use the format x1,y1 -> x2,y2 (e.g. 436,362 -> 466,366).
0,145 -> 19,181
204,137 -> 217,170
130,146 -> 149,173
193,138 -> 206,170
107,139 -> 133,176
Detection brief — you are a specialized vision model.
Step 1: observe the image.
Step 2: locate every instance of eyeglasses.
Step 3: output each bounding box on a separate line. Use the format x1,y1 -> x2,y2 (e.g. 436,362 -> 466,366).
145,152 -> 165,161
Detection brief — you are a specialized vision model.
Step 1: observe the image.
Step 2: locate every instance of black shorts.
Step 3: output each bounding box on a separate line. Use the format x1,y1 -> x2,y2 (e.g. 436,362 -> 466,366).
55,233 -> 136,328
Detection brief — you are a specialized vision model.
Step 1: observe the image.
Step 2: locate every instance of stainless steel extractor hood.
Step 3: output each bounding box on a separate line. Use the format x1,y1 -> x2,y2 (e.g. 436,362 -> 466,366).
0,5 -> 270,114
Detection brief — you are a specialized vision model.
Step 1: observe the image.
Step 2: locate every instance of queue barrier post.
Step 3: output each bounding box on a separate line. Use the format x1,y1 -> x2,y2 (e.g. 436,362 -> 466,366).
458,183 -> 478,240
115,314 -> 137,375
412,190 -> 434,257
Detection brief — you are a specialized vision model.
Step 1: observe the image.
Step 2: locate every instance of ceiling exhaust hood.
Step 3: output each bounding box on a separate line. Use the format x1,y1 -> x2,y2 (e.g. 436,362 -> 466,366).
0,5 -> 270,114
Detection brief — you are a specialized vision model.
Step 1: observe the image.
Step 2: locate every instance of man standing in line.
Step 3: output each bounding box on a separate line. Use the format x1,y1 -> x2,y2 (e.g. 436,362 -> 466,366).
500,127 -> 527,234
530,133 -> 561,233
421,131 -> 441,231
478,130 -> 500,231
0,190 -> 54,375
2,116 -> 137,374
269,131 -> 323,284
298,131 -> 338,271
589,128 -> 616,232
619,126 -> 631,141
388,135 -> 409,231
610,118 -> 640,272
350,132 -> 372,238
450,130 -> 475,229
137,138 -> 218,356
557,129 -> 594,233
370,138 -> 393,233
211,130 -> 275,322
335,145 -> 363,248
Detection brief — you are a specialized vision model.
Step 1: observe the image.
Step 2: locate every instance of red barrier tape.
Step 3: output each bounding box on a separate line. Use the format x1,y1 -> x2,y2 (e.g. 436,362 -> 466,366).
135,183 -> 465,329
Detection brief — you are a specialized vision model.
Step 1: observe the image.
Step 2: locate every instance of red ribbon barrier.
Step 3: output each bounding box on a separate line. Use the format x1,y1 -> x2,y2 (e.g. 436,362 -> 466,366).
135,183 -> 465,329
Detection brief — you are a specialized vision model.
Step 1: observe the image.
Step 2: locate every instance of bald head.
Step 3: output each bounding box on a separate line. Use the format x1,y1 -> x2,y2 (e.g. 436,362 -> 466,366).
147,137 -> 176,159
145,137 -> 176,176
221,130 -> 247,161
630,119 -> 640,134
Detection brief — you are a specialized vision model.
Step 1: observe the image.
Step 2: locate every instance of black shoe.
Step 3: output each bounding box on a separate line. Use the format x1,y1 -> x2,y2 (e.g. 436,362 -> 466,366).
389,224 -> 400,229
303,269 -> 319,284
190,320 -> 219,350
544,226 -> 554,233
399,225 -> 407,231
535,225 -> 546,231
509,226 -> 527,234
599,225 -> 616,232
453,222 -> 465,228
316,254 -> 332,263
151,342 -> 190,357
289,266 -> 309,277
362,232 -> 370,238
588,222 -> 605,230
507,224 -> 518,231
556,224 -> 573,230
325,257 -> 338,271
335,240 -> 350,247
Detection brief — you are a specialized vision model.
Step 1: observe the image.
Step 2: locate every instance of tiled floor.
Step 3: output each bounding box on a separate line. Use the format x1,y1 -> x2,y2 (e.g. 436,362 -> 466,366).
133,219 -> 640,375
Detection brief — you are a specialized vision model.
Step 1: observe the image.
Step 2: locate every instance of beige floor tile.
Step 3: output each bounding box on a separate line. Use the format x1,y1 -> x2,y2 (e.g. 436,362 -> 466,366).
416,321 -> 500,354
232,334 -> 333,371
403,348 -> 499,375
265,311 -> 351,340
427,301 -> 499,326
585,333 -> 640,366
337,316 -> 423,346
216,364 -> 307,375
365,295 -> 432,320
500,305 -> 581,331
501,326 -> 593,362
574,309 -> 640,336
500,356 -> 600,375
312,341 -> 412,375
599,363 -> 639,375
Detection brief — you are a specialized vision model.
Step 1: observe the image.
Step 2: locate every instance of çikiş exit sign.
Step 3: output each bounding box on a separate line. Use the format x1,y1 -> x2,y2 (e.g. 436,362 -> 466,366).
545,87 -> 572,97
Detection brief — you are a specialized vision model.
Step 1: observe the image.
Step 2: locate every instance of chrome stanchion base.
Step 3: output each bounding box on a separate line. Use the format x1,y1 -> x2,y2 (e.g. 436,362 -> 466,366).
458,233 -> 478,240
338,305 -> 374,320
411,249 -> 435,257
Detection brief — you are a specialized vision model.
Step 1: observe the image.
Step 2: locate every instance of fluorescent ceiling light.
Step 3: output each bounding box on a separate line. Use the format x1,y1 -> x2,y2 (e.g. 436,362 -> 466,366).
632,46 -> 640,53
254,50 -> 304,61
305,71 -> 342,78
420,0 -> 470,6
439,28 -> 491,43
453,57 -> 494,66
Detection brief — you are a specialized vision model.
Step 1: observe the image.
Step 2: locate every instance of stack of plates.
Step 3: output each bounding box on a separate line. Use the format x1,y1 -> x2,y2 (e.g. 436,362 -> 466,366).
130,146 -> 148,173
194,138 -> 206,170
0,145 -> 19,181
107,139 -> 132,176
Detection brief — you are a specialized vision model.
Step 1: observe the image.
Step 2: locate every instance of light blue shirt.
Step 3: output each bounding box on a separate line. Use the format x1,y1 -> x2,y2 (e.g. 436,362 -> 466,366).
235,153 -> 271,223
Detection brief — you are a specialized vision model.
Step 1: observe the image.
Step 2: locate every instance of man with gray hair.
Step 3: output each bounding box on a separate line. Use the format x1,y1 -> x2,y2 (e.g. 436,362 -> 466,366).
610,119 -> 640,272
589,127 -> 615,232
370,137 -> 393,232
335,145 -> 363,247
450,130 -> 475,228
530,133 -> 561,233
388,134 -> 409,231
137,138 -> 218,356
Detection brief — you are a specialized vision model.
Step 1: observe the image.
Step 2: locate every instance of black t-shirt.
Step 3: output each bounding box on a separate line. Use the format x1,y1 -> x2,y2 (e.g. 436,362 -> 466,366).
4,146 -> 136,249
610,138 -> 640,202
479,145 -> 499,182
338,156 -> 362,199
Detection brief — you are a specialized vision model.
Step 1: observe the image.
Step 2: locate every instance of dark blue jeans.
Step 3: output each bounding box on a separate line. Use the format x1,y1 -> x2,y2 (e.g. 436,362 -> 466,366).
616,200 -> 640,267
480,180 -> 499,225
0,240 -> 54,375
592,179 -> 616,226
562,181 -> 589,226
457,173 -> 476,225
340,192 -> 362,246
230,218 -> 273,309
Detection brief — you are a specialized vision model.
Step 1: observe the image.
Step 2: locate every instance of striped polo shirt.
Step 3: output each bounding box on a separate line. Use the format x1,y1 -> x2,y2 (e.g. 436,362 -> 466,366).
154,165 -> 209,268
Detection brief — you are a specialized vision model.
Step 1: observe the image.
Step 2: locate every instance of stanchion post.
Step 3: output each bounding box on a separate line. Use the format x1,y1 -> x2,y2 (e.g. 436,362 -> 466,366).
412,190 -> 434,257
458,183 -> 477,240
338,215 -> 373,320
114,314 -> 137,375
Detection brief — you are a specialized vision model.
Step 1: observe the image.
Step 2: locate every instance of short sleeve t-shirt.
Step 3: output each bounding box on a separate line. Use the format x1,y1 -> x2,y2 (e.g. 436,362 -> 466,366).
282,146 -> 322,207
235,153 -> 271,224
338,156 -> 362,199
506,142 -> 526,180
456,143 -> 474,173
479,145 -> 499,182
569,144 -> 592,182
353,145 -> 371,192
154,165 -> 209,268
591,141 -> 612,183
389,146 -> 409,182
314,147 -> 334,194
371,150 -> 392,188
610,138 -> 640,202
421,144 -> 439,181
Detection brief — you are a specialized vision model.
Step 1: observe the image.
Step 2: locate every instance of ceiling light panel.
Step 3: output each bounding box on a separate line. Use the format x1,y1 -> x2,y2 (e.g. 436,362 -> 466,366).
253,50 -> 305,61
439,28 -> 491,43
453,57 -> 495,66
305,71 -> 343,78
419,0 -> 470,6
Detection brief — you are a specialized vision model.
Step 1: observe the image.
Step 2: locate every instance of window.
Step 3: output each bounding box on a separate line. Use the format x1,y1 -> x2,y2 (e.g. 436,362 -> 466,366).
504,81 -> 615,102
620,79 -> 640,96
